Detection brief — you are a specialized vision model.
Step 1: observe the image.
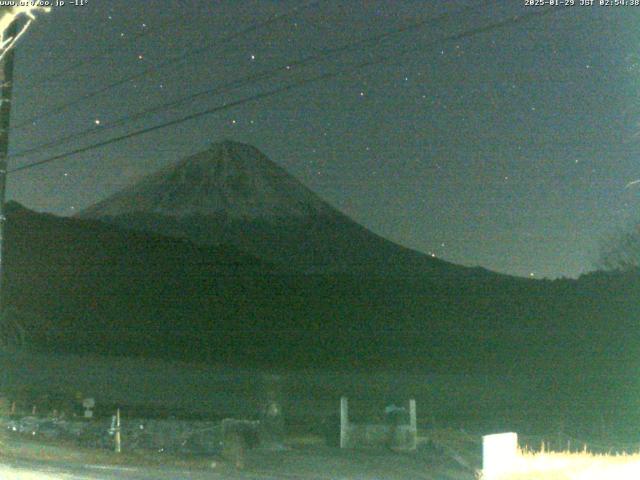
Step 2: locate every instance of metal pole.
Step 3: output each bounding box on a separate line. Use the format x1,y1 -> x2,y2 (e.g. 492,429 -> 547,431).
340,396 -> 348,448
114,408 -> 121,453
0,17 -> 18,315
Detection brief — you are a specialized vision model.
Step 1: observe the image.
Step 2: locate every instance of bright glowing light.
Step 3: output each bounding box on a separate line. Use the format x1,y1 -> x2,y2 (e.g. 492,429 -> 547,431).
0,6 -> 50,61
481,449 -> 640,480
483,432 -> 520,478
480,432 -> 640,480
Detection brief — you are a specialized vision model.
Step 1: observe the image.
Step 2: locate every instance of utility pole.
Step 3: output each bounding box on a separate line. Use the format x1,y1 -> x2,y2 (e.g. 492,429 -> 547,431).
0,15 -> 17,315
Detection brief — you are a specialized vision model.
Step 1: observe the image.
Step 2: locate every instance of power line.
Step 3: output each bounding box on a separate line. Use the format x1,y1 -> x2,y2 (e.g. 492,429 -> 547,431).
13,0 -> 321,130
10,0 -> 495,160
10,4 -> 566,173
23,7 -> 208,88
9,5 -> 569,175
24,27 -> 153,88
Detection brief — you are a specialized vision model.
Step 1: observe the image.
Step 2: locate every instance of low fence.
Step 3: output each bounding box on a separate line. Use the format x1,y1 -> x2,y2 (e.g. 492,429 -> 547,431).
1,414 -> 223,454
339,397 -> 417,450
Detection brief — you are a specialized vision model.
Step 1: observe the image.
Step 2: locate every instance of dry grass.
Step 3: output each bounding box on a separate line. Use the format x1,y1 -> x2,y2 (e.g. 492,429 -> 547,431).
479,448 -> 640,480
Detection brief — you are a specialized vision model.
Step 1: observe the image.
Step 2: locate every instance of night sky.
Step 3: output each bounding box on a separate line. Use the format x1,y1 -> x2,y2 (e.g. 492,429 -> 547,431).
5,1 -> 640,279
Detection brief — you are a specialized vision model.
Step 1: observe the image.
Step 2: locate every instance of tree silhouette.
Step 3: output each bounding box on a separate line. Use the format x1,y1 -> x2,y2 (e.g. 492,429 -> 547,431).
599,223 -> 640,272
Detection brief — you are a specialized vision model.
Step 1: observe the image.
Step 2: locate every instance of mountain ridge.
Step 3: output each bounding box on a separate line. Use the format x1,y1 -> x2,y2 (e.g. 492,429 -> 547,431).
79,140 -> 494,277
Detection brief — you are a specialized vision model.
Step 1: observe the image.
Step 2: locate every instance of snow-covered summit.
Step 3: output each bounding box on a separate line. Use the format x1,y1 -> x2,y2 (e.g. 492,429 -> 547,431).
80,140 -> 336,222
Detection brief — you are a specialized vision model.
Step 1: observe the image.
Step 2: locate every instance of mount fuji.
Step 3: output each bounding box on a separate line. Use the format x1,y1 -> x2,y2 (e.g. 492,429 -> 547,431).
80,140 -> 485,277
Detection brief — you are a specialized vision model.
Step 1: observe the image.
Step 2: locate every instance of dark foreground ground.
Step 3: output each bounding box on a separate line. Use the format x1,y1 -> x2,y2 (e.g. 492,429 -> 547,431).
0,432 -> 477,480
1,348 -> 634,446
1,349 -> 635,479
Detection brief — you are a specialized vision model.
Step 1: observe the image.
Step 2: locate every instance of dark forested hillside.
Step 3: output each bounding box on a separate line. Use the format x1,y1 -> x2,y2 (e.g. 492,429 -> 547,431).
4,202 -> 640,378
